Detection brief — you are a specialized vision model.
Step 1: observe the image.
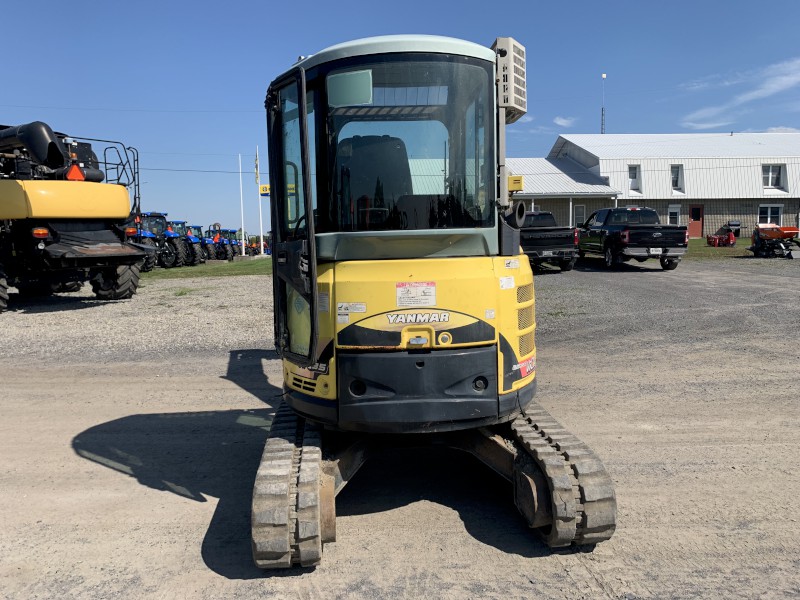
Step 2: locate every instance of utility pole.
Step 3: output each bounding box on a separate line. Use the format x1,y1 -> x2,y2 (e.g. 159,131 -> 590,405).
601,73 -> 607,134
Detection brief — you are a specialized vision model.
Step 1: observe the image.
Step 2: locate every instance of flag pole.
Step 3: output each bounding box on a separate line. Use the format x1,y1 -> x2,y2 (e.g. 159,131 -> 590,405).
238,153 -> 245,256
256,146 -> 264,255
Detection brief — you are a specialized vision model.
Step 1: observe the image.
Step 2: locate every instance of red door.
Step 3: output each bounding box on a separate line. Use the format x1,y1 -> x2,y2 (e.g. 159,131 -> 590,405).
688,205 -> 704,238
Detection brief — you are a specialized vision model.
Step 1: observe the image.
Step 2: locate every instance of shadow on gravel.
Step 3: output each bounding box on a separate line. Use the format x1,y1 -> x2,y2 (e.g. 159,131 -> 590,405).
72,349 -> 559,581
573,258 -> 664,272
335,446 -> 551,559
5,292 -> 114,314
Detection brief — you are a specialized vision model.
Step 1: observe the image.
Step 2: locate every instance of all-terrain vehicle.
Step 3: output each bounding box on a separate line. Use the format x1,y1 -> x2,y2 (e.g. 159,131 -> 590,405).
0,121 -> 145,311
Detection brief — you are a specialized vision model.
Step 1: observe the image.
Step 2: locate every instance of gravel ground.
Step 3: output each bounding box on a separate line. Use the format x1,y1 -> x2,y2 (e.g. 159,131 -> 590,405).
1,255 -> 799,599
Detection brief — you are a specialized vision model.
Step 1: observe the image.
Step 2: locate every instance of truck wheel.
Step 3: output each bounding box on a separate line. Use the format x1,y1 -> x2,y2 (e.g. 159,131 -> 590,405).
191,242 -> 203,265
659,258 -> 679,270
170,239 -> 187,267
140,238 -> 157,272
0,265 -> 9,312
604,247 -> 618,269
558,258 -> 576,271
91,264 -> 141,300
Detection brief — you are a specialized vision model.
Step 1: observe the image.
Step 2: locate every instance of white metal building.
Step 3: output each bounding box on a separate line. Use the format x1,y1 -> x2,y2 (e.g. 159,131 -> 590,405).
546,133 -> 800,237
506,157 -> 618,227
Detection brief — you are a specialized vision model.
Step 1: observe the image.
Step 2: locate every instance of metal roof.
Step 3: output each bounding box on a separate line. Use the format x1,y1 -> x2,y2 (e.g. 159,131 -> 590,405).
549,133 -> 800,160
507,157 -> 619,197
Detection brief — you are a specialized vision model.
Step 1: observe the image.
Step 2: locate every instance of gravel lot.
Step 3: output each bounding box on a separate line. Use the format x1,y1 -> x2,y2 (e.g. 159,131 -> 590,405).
1,255 -> 799,599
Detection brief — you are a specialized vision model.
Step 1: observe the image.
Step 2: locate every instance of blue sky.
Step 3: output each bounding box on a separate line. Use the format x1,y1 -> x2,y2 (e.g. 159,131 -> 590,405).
4,0 -> 799,230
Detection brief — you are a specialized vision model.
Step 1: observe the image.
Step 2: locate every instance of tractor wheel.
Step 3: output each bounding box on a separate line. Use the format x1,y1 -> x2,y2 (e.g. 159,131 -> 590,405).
169,239 -> 187,267
659,257 -> 680,270
140,238 -> 157,272
225,245 -> 234,261
0,264 -> 9,312
159,242 -> 177,268
190,242 -> 203,265
205,245 -> 216,260
91,264 -> 141,300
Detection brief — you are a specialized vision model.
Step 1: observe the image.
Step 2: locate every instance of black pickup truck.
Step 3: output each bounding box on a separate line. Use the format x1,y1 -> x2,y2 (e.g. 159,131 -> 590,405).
519,211 -> 579,271
578,207 -> 688,270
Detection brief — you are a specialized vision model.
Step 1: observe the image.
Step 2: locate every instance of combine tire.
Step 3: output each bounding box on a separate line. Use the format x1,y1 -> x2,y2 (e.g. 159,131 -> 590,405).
91,264 -> 140,300
659,257 -> 679,270
169,239 -> 187,267
0,264 -> 8,312
140,238 -> 157,272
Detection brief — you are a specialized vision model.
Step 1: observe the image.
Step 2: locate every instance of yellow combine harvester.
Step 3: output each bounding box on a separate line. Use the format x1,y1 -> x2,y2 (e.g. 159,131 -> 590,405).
254,35 -> 616,568
0,121 -> 145,311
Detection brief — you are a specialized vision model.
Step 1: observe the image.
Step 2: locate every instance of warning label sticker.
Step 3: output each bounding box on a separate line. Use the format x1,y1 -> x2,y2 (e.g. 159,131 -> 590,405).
396,282 -> 436,307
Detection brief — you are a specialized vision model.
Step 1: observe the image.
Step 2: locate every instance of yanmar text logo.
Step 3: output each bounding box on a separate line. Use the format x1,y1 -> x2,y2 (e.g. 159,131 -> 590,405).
387,312 -> 450,324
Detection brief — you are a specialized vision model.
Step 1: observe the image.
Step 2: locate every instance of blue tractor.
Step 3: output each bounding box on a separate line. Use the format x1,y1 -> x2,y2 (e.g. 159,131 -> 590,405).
206,224 -> 233,260
169,220 -> 203,266
135,212 -> 185,268
191,224 -> 216,260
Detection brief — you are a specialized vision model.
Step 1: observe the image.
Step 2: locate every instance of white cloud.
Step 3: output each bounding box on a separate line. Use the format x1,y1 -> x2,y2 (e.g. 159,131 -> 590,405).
765,126 -> 800,133
516,115 -> 534,124
681,57 -> 800,130
553,116 -> 576,128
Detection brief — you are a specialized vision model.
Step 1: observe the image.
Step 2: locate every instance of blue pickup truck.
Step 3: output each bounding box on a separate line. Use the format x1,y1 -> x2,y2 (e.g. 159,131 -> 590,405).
578,207 -> 688,270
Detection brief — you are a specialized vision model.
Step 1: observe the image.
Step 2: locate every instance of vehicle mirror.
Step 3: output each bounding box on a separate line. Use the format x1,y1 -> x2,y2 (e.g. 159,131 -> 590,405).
327,70 -> 373,107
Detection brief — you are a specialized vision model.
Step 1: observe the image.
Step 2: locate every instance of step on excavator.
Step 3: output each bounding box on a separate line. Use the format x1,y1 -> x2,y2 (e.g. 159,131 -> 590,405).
254,35 -> 617,568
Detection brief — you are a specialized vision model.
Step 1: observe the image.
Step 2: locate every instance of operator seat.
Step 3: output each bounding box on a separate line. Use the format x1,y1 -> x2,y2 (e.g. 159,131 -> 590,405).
336,135 -> 413,229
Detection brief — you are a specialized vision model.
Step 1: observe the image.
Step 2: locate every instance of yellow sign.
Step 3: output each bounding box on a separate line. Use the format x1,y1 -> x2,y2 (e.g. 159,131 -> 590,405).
259,184 -> 270,196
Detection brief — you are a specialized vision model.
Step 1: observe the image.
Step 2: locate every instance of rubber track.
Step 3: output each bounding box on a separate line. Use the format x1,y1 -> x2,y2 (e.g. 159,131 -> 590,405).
0,264 -> 8,312
252,402 -> 322,568
511,401 -> 617,547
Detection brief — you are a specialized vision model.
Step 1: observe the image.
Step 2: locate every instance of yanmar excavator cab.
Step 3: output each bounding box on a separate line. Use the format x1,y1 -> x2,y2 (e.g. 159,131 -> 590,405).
253,35 -> 616,568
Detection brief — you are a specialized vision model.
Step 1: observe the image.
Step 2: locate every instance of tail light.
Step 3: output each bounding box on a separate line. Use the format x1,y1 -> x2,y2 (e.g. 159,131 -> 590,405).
620,229 -> 630,244
124,227 -> 138,237
684,230 -> 690,244
32,227 -> 50,239
573,228 -> 579,246
65,164 -> 85,181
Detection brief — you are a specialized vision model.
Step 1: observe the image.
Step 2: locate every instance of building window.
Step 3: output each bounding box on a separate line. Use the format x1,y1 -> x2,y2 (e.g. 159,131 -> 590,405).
670,165 -> 684,192
758,204 -> 783,225
668,204 -> 681,225
628,165 -> 641,191
762,165 -> 784,189
573,204 -> 586,227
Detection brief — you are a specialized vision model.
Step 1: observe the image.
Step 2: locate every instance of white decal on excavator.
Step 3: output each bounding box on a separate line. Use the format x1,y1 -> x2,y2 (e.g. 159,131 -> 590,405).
387,312 -> 450,324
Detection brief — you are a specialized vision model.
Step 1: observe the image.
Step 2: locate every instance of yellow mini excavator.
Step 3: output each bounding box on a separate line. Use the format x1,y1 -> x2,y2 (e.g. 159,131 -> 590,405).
253,35 -> 616,568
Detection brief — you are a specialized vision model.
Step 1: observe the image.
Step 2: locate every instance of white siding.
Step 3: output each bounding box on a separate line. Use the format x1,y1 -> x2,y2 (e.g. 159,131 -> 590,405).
600,157 -> 797,201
